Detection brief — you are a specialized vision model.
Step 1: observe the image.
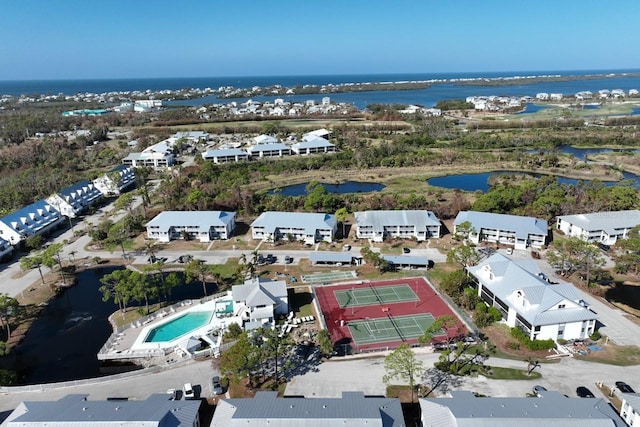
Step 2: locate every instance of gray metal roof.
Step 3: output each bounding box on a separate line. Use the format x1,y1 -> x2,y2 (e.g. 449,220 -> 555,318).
145,211 -> 235,233
4,394 -> 201,426
557,210 -> 640,235
202,148 -> 248,158
309,251 -> 353,263
467,254 -> 597,326
381,255 -> 429,266
247,142 -> 291,153
454,211 -> 547,239
251,212 -> 336,235
420,391 -> 625,427
212,391 -> 404,426
292,136 -> 335,150
232,277 -> 287,307
355,210 -> 441,232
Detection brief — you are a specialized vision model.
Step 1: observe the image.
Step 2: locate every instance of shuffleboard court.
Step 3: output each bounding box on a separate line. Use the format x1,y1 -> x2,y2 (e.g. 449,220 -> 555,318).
348,313 -> 437,345
301,271 -> 357,283
334,284 -> 418,308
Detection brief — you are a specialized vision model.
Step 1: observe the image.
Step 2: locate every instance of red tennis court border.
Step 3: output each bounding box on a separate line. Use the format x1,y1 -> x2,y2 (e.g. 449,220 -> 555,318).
314,277 -> 468,354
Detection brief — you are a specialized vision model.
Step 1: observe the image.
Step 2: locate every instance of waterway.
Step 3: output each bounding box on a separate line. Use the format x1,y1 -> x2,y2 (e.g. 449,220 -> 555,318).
0,267 -> 218,385
268,181 -> 385,196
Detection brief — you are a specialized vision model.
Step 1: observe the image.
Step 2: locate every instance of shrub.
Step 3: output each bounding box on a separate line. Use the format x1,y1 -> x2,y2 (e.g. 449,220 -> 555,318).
510,327 -> 555,351
507,341 -> 520,350
590,330 -> 602,341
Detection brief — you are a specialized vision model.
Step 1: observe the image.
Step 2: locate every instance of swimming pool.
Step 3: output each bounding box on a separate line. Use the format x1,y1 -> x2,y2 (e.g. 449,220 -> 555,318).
144,311 -> 213,343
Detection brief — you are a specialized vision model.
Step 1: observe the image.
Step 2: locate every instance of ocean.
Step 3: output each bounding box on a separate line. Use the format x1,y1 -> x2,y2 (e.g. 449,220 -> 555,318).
2,69 -> 640,109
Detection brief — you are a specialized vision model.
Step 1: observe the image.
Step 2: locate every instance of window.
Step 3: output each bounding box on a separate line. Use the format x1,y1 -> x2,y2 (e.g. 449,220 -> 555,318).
558,304 -> 566,309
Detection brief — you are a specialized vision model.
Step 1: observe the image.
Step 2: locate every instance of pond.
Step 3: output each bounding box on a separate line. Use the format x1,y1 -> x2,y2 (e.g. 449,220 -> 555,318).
426,171 -> 600,193
0,267 -> 218,385
268,181 -> 385,196
517,103 -> 550,114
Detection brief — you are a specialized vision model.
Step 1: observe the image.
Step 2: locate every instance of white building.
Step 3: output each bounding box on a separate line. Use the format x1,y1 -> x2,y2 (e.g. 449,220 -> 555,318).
620,393 -> 640,426
291,136 -> 336,155
201,148 -> 249,163
247,142 -> 291,158
251,211 -> 337,244
145,211 -> 236,242
253,134 -> 278,145
92,165 -> 136,196
454,211 -> 548,250
46,180 -> 103,218
354,210 -> 441,242
466,253 -> 597,342
0,236 -> 12,260
174,131 -> 209,143
232,277 -> 288,327
122,139 -> 175,168
0,200 -> 64,245
557,210 -> 640,245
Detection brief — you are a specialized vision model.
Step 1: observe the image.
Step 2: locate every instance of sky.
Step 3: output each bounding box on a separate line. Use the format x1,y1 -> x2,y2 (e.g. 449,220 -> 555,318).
1,0 -> 639,80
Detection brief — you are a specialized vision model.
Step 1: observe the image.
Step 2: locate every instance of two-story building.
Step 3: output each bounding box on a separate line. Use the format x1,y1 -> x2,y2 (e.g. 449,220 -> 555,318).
201,148 -> 249,164
454,211 -> 548,249
251,211 -> 336,244
466,253 -> 597,342
232,277 -> 288,328
92,165 -> 136,196
354,210 -> 441,242
46,180 -> 103,218
557,210 -> 640,245
145,211 -> 236,242
0,200 -> 64,245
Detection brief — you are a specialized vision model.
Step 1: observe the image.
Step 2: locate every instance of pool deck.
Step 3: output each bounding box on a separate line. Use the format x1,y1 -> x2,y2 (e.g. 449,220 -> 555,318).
98,292 -> 240,366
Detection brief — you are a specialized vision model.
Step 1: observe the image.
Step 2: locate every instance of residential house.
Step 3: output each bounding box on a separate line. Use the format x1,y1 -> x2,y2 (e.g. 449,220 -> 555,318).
92,165 -> 136,196
291,136 -> 336,155
212,391 -> 404,426
46,180 -> 103,218
550,93 -> 563,101
556,210 -> 640,245
232,277 -> 288,327
421,390 -> 625,427
1,394 -> 201,427
466,253 -> 597,341
453,211 -> 548,249
253,134 -> 278,145
620,393 -> 640,426
201,148 -> 249,163
251,211 -> 337,244
354,210 -> 441,242
247,142 -> 291,158
0,200 -> 64,245
174,131 -> 209,143
146,211 -> 236,242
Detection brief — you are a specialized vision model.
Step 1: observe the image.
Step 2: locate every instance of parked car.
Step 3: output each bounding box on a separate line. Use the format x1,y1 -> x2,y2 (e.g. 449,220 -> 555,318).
284,255 -> 292,264
576,386 -> 595,398
257,255 -> 265,265
212,376 -> 224,395
166,388 -> 179,400
265,254 -> 276,264
402,247 -> 411,254
532,385 -> 547,396
183,382 -> 194,399
616,381 -> 636,393
506,248 -> 513,255
342,245 -> 351,252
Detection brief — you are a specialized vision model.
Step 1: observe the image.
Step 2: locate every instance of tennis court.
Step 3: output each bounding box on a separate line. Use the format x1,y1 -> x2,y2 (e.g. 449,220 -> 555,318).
301,270 -> 357,283
334,283 -> 418,308
348,313 -> 437,345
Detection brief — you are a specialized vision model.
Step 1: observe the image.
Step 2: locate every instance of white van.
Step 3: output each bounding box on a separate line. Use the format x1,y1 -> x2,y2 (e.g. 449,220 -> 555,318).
183,382 -> 194,399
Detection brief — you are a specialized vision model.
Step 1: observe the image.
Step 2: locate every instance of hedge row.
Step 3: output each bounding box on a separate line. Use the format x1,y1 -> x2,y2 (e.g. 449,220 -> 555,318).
510,327 -> 556,351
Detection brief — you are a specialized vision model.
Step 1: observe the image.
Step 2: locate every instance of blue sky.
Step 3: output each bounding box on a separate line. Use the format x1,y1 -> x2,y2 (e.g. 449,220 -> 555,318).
1,0 -> 639,80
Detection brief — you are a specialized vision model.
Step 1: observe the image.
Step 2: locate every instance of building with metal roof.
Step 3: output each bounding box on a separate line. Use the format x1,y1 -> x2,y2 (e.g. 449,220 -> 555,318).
309,251 -> 354,266
454,211 -> 548,249
201,148 -> 249,163
620,393 -> 640,426
251,212 -> 337,244
146,211 -> 236,242
466,253 -> 597,341
253,134 -> 279,145
303,128 -> 331,139
557,210 -> 640,245
92,165 -> 136,196
420,390 -> 625,427
1,394 -> 201,427
122,138 -> 175,168
0,236 -> 12,261
247,142 -> 291,158
381,255 -> 429,270
45,180 -> 103,218
0,200 -> 64,245
291,136 -> 337,155
354,210 -> 441,242
212,391 -> 405,426
232,277 -> 288,327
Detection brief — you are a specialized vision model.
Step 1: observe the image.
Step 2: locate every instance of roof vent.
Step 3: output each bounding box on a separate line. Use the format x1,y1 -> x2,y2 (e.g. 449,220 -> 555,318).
323,405 -> 327,409
82,407 -> 88,411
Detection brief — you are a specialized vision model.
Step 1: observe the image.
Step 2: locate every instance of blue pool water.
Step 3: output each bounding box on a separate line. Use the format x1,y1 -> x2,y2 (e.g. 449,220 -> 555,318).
144,312 -> 213,342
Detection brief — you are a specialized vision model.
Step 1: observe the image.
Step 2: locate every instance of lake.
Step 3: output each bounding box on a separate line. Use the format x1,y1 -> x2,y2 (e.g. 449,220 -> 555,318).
426,171 -> 594,193
0,267 -> 218,385
268,181 -> 385,196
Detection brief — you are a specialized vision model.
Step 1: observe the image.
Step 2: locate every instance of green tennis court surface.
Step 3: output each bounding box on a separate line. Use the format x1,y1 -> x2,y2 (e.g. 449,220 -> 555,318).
348,313 -> 437,345
301,271 -> 356,283
334,284 -> 418,307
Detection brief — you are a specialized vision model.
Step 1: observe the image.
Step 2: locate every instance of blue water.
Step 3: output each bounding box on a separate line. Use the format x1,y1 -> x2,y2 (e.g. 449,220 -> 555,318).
144,312 -> 213,343
518,103 -> 550,114
632,108 -> 640,115
269,181 -> 385,196
2,69 -> 640,110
